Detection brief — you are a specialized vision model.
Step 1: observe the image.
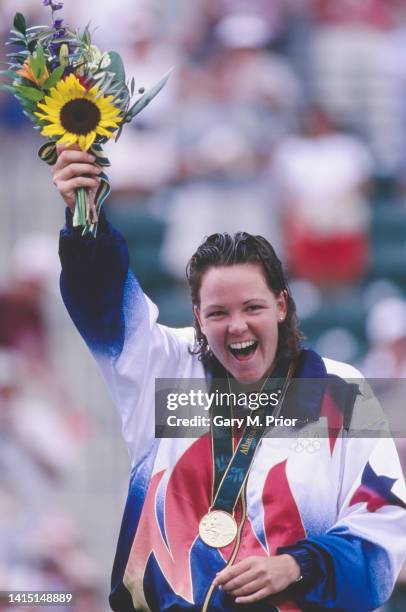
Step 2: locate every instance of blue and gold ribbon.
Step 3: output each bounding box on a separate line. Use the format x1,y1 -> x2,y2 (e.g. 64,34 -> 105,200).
210,356 -> 296,514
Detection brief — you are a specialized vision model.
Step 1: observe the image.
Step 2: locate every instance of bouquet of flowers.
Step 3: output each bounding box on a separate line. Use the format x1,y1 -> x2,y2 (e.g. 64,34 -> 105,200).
0,0 -> 171,236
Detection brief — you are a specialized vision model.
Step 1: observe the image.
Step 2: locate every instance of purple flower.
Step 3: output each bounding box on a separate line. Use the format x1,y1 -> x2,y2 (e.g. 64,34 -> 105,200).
49,42 -> 58,54
53,18 -> 63,28
53,27 -> 66,39
42,0 -> 63,9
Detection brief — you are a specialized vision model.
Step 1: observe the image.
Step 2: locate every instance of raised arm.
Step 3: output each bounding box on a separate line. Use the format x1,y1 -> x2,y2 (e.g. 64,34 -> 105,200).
53,147 -> 201,459
54,144 -> 133,357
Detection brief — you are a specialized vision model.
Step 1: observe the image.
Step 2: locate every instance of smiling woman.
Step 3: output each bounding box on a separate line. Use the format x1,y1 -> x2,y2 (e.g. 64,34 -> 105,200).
52,148 -> 406,612
187,233 -> 302,376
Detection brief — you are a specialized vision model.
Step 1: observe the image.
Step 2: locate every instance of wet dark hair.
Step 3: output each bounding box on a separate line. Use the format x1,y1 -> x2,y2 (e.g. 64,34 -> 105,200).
186,232 -> 302,364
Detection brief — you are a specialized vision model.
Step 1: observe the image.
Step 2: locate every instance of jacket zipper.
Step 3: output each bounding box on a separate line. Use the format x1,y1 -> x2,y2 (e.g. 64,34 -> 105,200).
201,487 -> 247,612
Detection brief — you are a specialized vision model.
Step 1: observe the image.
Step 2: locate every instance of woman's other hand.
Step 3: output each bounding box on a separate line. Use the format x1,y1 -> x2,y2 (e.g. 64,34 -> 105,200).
212,554 -> 301,605
52,144 -> 102,212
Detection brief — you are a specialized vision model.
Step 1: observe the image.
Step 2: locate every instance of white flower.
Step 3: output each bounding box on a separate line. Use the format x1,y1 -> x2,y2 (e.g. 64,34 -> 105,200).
87,45 -> 111,70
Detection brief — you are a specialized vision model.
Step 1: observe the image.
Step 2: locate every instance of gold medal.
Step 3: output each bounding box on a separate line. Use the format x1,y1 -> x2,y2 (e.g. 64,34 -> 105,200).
199,510 -> 238,548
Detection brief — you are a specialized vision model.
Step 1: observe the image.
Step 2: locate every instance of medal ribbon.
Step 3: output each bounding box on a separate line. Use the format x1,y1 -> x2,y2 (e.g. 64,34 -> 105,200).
210,356 -> 295,514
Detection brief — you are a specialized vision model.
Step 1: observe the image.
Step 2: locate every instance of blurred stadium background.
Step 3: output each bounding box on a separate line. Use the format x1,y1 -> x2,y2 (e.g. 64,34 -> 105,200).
1,0 -> 405,610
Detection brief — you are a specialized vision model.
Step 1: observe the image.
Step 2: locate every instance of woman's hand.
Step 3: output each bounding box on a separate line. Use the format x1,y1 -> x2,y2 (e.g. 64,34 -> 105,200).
52,144 -> 102,212
212,554 -> 301,605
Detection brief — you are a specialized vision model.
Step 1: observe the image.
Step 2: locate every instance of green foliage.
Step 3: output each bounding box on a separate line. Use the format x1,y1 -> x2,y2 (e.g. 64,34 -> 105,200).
107,51 -> 125,83
0,69 -> 18,81
81,25 -> 91,47
13,13 -> 26,36
3,4 -> 172,174
124,68 -> 173,122
7,50 -> 30,62
27,39 -> 38,54
30,45 -> 46,80
14,84 -> 45,101
0,83 -> 16,94
7,39 -> 27,48
43,65 -> 65,89
59,44 -> 69,67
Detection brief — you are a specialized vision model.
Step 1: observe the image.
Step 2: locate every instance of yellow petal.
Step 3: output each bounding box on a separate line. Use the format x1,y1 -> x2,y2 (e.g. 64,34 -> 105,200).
57,132 -> 77,146
99,121 -> 119,129
35,109 -> 60,121
42,124 -> 65,136
96,126 -> 115,138
49,88 -> 66,105
78,136 -> 86,151
85,131 -> 96,150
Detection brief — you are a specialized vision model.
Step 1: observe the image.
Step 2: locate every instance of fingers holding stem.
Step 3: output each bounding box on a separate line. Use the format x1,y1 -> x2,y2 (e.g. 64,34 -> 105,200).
53,144 -> 102,213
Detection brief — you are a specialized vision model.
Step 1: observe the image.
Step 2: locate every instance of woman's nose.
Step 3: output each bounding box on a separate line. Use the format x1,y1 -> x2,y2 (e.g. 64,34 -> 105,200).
228,315 -> 248,335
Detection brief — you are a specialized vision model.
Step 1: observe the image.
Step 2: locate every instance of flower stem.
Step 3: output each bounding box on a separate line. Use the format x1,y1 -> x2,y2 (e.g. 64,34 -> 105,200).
73,186 -> 87,227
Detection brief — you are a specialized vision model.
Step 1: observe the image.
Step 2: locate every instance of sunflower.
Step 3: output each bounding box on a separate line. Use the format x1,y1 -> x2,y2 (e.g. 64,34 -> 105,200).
34,73 -> 121,151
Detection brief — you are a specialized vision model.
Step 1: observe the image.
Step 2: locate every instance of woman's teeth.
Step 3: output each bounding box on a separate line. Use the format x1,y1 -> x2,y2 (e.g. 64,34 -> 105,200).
229,340 -> 258,359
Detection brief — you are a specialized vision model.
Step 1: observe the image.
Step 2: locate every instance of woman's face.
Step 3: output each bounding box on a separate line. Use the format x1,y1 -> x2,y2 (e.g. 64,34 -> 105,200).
194,263 -> 287,384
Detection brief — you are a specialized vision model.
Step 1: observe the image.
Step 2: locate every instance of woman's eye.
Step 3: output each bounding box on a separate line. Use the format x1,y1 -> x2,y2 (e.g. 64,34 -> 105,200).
207,311 -> 225,318
246,305 -> 262,312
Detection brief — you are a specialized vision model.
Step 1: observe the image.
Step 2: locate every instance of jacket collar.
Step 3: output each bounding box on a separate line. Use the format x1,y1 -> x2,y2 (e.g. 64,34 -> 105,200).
284,348 -> 328,423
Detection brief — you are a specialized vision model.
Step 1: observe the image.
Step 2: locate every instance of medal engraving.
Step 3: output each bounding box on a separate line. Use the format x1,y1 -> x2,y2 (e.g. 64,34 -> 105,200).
199,510 -> 237,548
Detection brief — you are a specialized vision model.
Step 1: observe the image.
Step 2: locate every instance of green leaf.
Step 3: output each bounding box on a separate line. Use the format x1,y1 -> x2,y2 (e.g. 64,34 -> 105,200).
125,67 -> 173,122
107,51 -> 125,83
22,109 -> 38,123
114,123 -> 124,143
42,65 -> 64,90
27,40 -> 37,53
20,98 -> 37,110
26,25 -> 49,33
14,85 -> 44,101
0,83 -> 16,94
7,39 -> 27,48
10,29 -> 26,39
30,45 -> 46,80
13,13 -> 27,36
7,50 -> 30,60
81,24 -> 91,46
0,69 -> 18,81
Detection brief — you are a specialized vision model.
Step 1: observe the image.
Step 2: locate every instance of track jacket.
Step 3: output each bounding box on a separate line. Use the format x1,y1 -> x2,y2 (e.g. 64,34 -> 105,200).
59,209 -> 406,612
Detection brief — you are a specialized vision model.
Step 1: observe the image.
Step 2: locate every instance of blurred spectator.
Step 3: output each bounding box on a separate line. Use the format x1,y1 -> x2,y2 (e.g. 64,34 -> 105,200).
363,297 -> 406,378
161,12 -> 302,278
0,233 -> 70,409
271,107 -> 373,287
361,296 -> 406,612
104,3 -> 180,197
0,234 -> 59,365
28,514 -> 102,611
310,0 -> 404,177
0,350 -> 76,563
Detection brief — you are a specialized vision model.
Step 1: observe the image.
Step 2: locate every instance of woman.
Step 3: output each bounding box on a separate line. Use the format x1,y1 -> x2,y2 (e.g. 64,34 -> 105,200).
53,146 -> 406,611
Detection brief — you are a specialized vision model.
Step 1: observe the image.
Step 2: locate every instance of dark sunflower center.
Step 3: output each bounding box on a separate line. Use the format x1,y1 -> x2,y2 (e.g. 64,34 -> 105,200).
60,98 -> 101,135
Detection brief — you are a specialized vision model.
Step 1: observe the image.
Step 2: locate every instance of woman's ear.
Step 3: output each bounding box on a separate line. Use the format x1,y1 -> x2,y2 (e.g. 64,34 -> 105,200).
277,290 -> 288,323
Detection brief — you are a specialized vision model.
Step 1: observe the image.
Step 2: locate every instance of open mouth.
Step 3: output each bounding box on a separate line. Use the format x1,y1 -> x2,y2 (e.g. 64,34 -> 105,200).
228,340 -> 258,361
